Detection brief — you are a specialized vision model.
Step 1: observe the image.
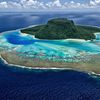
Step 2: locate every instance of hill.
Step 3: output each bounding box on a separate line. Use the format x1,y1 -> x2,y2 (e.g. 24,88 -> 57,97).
21,18 -> 100,40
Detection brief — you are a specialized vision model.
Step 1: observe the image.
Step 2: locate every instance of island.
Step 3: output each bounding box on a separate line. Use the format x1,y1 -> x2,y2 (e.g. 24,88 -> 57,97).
21,18 -> 100,40
0,18 -> 100,74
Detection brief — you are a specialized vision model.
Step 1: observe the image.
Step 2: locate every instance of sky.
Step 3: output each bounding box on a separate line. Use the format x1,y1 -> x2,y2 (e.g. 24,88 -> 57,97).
0,0 -> 90,3
0,0 -> 100,11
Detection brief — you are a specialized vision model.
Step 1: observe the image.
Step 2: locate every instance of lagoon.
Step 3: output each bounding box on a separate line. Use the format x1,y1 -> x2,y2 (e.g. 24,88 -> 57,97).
0,29 -> 100,74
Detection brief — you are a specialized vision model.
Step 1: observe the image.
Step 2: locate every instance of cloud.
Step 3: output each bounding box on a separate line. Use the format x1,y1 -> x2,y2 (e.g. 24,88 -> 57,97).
90,0 -> 100,6
20,0 -> 46,9
63,1 -> 83,8
46,0 -> 62,8
0,0 -> 100,10
46,0 -> 62,9
0,2 -> 8,8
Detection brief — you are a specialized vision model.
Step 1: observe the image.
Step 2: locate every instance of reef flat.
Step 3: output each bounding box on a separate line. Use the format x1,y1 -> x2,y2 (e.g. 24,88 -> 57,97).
0,51 -> 100,74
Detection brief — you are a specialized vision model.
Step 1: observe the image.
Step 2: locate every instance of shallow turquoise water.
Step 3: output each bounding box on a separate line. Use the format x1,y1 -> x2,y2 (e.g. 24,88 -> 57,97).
0,30 -> 100,62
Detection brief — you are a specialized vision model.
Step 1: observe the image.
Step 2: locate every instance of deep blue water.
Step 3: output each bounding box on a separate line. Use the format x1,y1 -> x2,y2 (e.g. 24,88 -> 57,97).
0,12 -> 100,33
0,12 -> 100,100
1,59 -> 100,100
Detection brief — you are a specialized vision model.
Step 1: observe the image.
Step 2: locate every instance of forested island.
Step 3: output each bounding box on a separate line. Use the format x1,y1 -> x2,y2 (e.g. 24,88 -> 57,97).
21,18 -> 100,40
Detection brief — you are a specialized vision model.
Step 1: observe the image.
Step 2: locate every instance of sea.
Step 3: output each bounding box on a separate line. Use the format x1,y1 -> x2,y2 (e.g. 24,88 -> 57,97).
0,11 -> 100,100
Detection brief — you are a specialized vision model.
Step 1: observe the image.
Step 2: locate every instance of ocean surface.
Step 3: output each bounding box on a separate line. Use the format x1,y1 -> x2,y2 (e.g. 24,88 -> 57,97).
0,12 -> 100,100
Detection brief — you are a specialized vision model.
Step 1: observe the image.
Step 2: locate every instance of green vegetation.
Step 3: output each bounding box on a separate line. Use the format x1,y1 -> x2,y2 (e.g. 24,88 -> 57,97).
21,18 -> 100,40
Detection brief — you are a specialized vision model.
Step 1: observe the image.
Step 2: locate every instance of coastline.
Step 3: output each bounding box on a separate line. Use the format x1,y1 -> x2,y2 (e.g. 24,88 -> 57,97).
0,51 -> 100,75
0,53 -> 100,77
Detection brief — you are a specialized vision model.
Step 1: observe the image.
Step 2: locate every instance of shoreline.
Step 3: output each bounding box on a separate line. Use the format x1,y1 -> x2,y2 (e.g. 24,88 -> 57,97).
0,51 -> 100,76
0,54 -> 100,77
